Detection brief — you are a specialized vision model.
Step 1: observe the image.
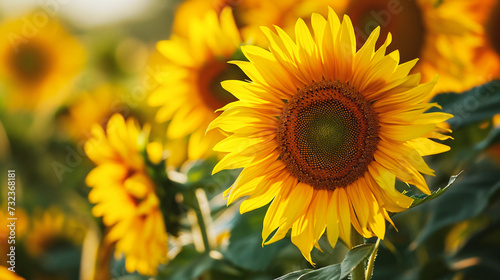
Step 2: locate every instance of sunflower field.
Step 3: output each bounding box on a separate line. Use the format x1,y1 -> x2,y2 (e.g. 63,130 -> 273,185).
1,0 -> 500,279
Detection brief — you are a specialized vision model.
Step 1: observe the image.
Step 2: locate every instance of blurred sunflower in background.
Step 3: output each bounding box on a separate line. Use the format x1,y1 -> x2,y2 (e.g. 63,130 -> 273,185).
172,0 -> 349,45
210,8 -> 452,262
172,0 -> 494,95
344,0 -> 492,94
24,207 -> 86,257
0,12 -> 85,111
470,0 -> 500,82
21,208 -> 88,280
85,113 -> 168,275
148,7 -> 245,161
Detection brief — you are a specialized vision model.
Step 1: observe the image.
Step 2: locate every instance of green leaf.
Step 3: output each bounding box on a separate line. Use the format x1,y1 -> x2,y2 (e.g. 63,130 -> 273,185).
297,264 -> 341,280
223,208 -> 289,271
473,126 -> 500,152
186,159 -> 213,183
430,80 -> 500,129
339,244 -> 375,279
273,244 -> 375,280
441,123 -> 500,170
414,159 -> 500,245
275,270 -> 313,280
224,232 -> 288,271
157,245 -> 219,280
410,171 -> 462,208
185,158 -> 239,201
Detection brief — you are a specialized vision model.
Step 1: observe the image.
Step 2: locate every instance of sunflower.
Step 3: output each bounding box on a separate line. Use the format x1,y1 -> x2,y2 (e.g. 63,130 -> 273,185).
209,8 -> 452,263
0,12 -> 85,111
24,207 -> 86,257
149,8 -> 245,160
344,0 -> 487,94
85,114 -> 168,275
172,0 -> 348,45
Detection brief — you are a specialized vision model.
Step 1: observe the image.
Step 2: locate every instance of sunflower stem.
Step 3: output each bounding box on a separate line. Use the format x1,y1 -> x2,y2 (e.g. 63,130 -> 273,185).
350,230 -> 366,280
194,188 -> 216,252
365,238 -> 380,280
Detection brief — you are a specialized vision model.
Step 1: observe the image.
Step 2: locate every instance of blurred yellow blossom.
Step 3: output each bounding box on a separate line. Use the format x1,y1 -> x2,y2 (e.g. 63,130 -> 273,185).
173,0 -> 348,45
25,207 -> 86,257
0,12 -> 85,111
85,113 -> 167,275
469,0 -> 500,83
149,8 -> 244,160
345,0 -> 492,95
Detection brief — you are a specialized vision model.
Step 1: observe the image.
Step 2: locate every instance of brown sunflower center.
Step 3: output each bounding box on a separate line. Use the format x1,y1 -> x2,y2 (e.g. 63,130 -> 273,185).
197,60 -> 242,111
277,80 -> 379,190
7,41 -> 52,85
486,0 -> 500,55
347,0 -> 425,63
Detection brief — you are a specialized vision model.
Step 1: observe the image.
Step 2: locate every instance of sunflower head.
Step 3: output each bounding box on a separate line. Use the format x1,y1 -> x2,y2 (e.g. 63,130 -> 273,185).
85,114 -> 168,275
24,207 -> 86,257
0,13 -> 85,110
149,7 -> 245,161
6,38 -> 52,84
210,8 -> 452,263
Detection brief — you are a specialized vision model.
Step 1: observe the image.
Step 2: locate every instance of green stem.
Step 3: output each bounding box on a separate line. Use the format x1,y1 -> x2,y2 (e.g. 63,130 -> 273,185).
365,238 -> 380,280
192,189 -> 215,280
193,188 -> 215,252
350,229 -> 366,280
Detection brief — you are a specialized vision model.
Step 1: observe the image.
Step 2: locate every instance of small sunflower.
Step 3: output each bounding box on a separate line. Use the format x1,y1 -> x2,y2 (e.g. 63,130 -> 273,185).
24,207 -> 86,257
149,8 -> 245,160
85,114 -> 168,275
345,0 -> 488,94
209,8 -> 452,263
0,13 -> 85,110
